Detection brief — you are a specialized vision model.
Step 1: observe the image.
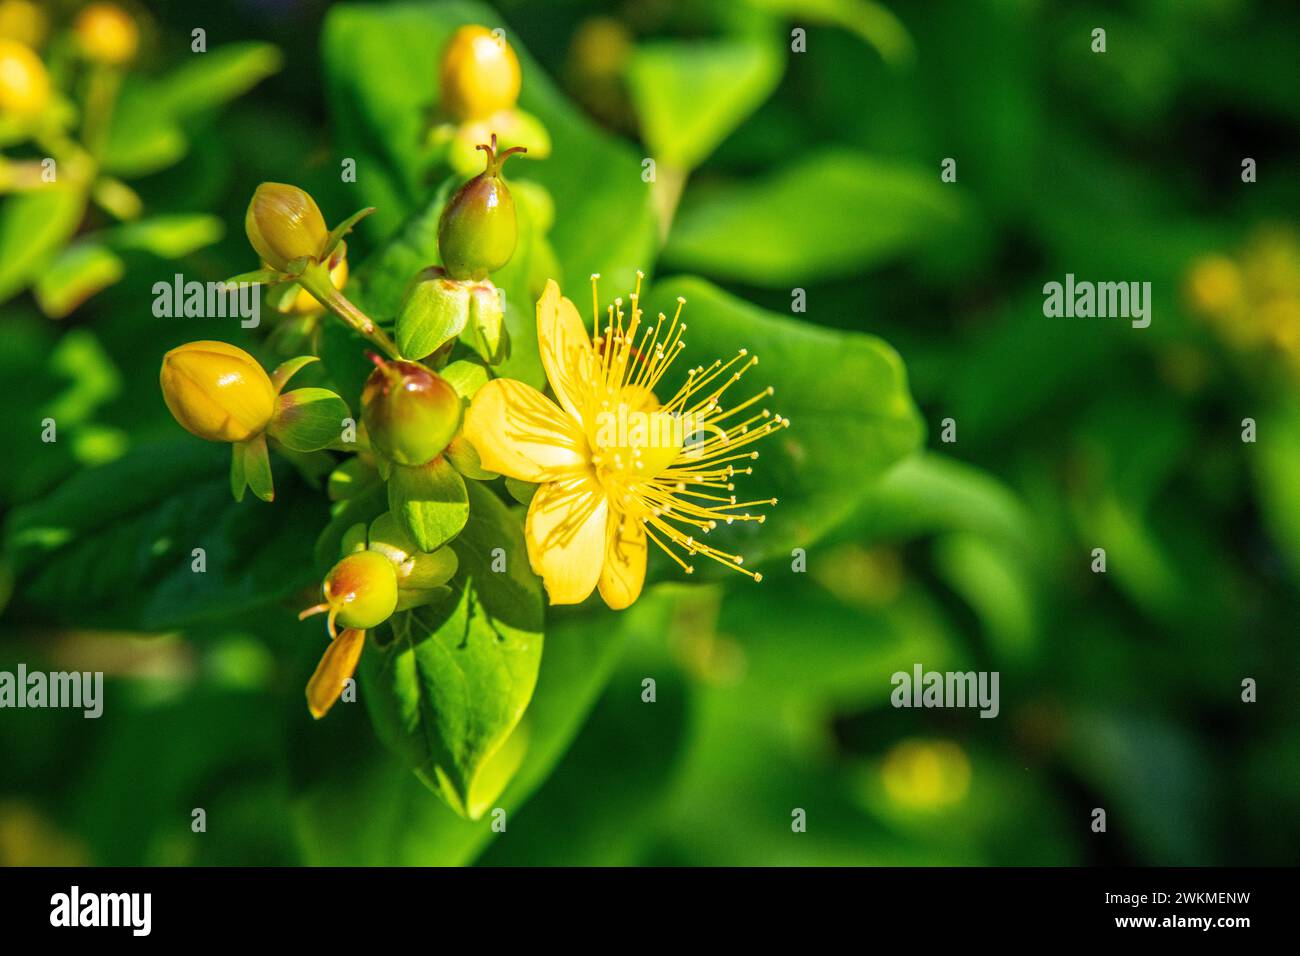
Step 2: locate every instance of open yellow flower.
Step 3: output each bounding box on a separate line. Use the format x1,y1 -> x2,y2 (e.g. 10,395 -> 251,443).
464,273 -> 787,609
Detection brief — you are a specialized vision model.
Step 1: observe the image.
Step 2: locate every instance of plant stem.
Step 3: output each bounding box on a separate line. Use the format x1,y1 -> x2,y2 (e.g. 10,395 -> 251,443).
297,262 -> 400,359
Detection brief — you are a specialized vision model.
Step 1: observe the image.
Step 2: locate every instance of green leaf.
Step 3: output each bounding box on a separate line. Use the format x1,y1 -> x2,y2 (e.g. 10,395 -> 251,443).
268,387 -> 350,453
663,150 -> 964,285
103,43 -> 281,177
33,242 -> 125,319
239,433 -> 275,503
643,276 -> 924,572
3,440 -> 320,629
0,186 -> 87,305
744,0 -> 915,66
1250,402 -> 1300,584
841,452 -> 1038,556
625,37 -> 784,172
387,456 -> 469,552
322,0 -> 656,295
360,480 -> 543,819
106,214 -> 225,258
154,42 -> 284,117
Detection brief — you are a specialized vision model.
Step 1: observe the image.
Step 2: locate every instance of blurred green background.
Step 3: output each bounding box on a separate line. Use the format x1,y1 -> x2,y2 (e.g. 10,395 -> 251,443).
2,0 -> 1299,866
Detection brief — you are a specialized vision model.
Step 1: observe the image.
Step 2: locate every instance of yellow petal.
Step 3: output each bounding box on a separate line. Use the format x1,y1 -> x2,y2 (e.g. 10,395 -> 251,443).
598,513 -> 647,610
306,628 -> 366,719
525,474 -> 607,605
463,378 -> 589,482
537,279 -> 598,425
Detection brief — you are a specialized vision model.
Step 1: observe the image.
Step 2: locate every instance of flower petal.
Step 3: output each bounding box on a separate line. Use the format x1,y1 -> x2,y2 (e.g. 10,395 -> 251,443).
306,628 -> 366,719
537,279 -> 598,425
525,474 -> 607,605
598,513 -> 647,610
463,378 -> 589,482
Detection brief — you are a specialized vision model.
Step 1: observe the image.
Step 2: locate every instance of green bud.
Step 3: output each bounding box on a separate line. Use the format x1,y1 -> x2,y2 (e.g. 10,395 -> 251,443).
361,357 -> 462,467
438,135 -> 524,281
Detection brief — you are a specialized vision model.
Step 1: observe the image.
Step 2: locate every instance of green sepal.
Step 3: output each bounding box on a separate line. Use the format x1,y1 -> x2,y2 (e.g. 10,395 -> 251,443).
340,521 -> 369,556
387,456 -> 469,552
321,206 -> 375,261
367,512 -> 459,591
270,354 -> 319,393
231,433 -> 274,503
445,435 -> 497,481
223,267 -> 284,287
394,585 -> 453,612
462,282 -> 509,365
504,477 -> 537,506
268,387 -> 351,452
440,358 -> 489,402
395,267 -> 470,361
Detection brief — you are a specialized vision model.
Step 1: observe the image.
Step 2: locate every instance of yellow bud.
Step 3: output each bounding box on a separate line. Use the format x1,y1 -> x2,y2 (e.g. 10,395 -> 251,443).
245,182 -> 329,272
0,1 -> 48,48
0,39 -> 48,117
74,3 -> 138,66
1186,255 -> 1242,315
439,25 -> 521,121
160,340 -> 276,443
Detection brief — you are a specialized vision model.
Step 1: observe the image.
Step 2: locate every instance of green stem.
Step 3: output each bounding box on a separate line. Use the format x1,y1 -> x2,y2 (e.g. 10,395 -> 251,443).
297,262 -> 400,359
81,65 -> 122,162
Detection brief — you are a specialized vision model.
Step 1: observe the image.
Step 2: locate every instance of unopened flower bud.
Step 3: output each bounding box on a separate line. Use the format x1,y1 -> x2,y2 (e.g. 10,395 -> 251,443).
0,1 -> 48,48
0,38 -> 48,117
439,25 -> 521,122
160,340 -> 276,443
438,137 -> 523,280
245,182 -> 329,272
74,3 -> 138,66
318,551 -> 399,632
361,357 -> 462,466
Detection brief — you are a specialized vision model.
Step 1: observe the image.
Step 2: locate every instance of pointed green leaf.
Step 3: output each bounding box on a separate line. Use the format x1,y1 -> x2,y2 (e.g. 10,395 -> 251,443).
642,276 -> 924,574
625,37 -> 783,172
361,480 -> 543,819
664,150 -> 964,285
33,242 -> 126,319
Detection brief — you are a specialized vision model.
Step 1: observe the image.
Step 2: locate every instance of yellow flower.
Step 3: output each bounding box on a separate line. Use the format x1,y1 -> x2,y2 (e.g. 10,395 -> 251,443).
464,274 -> 787,609
159,340 -> 276,443
0,38 -> 48,116
74,3 -> 138,66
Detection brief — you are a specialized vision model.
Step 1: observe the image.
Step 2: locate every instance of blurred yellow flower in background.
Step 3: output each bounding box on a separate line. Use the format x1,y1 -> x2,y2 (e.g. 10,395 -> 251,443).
881,739 -> 972,811
1186,226 -> 1300,376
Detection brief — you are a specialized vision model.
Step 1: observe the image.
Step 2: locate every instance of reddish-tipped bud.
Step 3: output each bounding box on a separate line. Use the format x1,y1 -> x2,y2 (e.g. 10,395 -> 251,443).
361,357 -> 462,466
318,551 -> 399,632
437,136 -> 523,281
